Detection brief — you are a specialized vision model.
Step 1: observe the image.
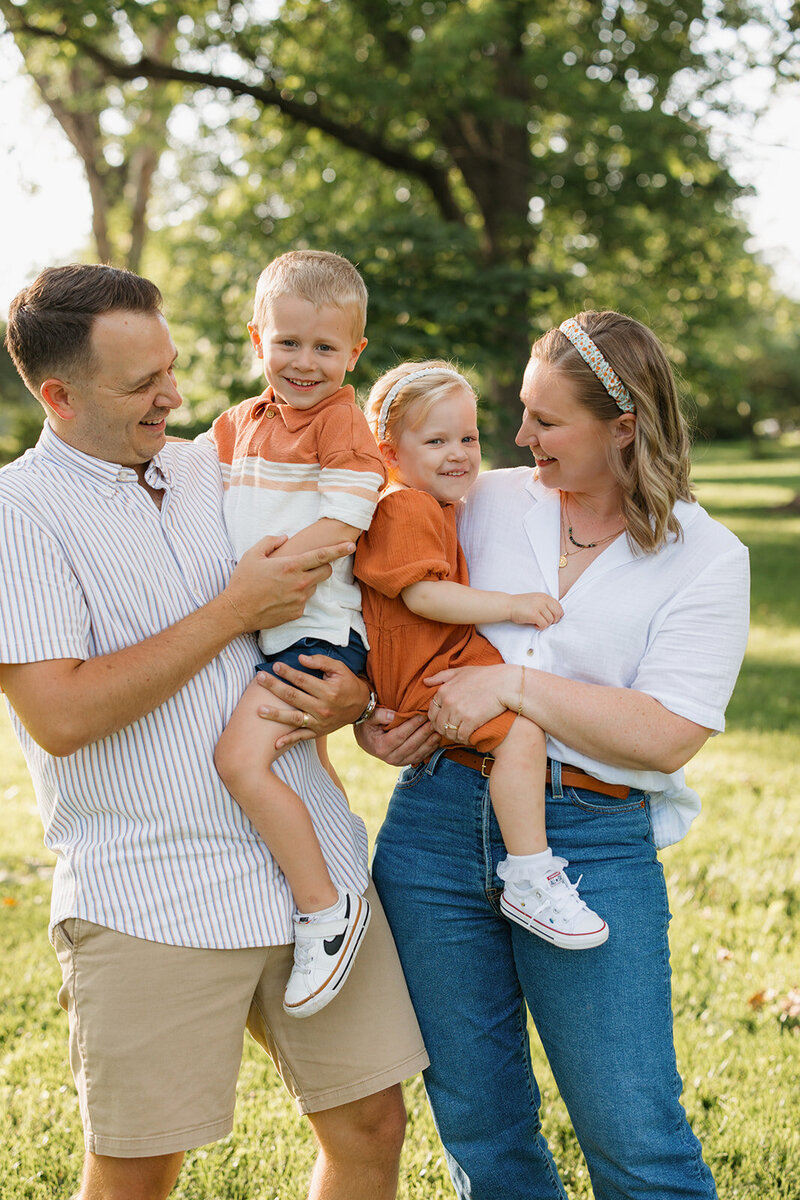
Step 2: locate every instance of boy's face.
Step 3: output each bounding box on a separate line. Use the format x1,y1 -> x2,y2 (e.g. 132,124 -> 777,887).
249,295 -> 367,410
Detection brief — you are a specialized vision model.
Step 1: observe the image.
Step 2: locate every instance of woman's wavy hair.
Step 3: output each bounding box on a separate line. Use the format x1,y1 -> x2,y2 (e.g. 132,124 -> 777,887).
531,311 -> 694,554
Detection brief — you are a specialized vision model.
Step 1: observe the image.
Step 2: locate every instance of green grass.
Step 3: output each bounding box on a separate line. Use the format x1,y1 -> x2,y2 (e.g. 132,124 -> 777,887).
1,441 -> 799,1198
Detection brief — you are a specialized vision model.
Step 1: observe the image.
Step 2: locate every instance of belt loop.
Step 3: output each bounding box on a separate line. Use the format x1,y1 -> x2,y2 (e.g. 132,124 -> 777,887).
549,758 -> 564,798
425,746 -> 447,777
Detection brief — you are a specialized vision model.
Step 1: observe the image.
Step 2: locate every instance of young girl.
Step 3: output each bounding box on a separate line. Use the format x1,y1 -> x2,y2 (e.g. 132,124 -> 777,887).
354,361 -> 608,948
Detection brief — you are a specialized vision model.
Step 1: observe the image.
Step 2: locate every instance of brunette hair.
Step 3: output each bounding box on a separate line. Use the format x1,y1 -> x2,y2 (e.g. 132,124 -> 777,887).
531,310 -> 694,553
252,250 -> 368,342
5,263 -> 163,399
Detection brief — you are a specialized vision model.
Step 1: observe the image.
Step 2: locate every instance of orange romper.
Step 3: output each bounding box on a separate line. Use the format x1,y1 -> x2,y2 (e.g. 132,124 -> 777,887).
353,487 -> 515,753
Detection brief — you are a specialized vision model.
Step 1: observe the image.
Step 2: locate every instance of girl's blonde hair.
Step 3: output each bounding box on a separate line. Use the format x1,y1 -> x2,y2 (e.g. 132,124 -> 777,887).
532,311 -> 694,554
364,360 -> 476,448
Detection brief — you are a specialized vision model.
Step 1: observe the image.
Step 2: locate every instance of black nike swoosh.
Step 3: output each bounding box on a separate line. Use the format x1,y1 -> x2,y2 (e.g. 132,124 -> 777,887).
323,895 -> 351,956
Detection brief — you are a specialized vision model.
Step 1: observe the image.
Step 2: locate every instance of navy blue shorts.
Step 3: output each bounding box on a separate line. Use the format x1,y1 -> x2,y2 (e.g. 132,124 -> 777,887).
255,629 -> 368,682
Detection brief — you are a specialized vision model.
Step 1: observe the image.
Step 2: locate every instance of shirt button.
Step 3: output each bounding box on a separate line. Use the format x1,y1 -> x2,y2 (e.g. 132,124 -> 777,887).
265,409 -> 276,418
527,648 -> 534,656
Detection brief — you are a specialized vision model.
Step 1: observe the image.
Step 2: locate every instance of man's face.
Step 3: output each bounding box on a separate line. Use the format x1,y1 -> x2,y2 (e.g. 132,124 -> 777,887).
59,310 -> 182,467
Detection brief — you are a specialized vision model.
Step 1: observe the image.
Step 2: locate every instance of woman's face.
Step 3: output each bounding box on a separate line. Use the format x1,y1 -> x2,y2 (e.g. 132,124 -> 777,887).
516,357 -> 625,496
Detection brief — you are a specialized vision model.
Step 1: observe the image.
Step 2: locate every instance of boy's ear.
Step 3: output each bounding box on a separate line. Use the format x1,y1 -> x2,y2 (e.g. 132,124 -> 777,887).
248,323 -> 263,357
39,378 -> 77,421
347,336 -> 368,372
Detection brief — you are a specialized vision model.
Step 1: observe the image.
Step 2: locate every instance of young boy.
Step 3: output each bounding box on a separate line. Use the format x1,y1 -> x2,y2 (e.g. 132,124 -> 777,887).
208,251 -> 385,1018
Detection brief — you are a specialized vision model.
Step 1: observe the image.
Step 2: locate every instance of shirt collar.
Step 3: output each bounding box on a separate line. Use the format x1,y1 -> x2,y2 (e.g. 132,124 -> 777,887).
251,385 -> 355,432
38,421 -> 171,489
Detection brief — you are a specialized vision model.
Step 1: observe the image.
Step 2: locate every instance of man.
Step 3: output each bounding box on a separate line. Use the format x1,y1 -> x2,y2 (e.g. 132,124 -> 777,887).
1,264 -> 427,1200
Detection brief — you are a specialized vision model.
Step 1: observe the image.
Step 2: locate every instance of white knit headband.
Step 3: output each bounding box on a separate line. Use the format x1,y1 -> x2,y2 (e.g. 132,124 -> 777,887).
376,368 -> 471,440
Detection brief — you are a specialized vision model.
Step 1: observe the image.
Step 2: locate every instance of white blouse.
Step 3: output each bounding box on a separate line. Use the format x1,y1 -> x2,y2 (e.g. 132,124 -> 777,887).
458,468 -> 750,847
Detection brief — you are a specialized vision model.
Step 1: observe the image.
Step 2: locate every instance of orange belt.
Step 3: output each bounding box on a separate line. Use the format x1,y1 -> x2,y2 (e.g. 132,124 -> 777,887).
438,746 -> 631,800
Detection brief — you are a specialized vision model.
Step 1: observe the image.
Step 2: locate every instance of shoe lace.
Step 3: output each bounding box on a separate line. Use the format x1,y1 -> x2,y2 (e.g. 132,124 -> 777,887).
531,859 -> 590,920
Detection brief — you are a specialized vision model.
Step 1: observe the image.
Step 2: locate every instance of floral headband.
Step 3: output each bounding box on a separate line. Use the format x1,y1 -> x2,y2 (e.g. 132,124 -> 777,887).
376,367 -> 471,440
558,318 -> 635,413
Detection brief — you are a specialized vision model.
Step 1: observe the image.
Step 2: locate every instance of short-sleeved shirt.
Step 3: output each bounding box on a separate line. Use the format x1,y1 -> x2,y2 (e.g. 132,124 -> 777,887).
0,425 -> 369,947
354,487 -> 514,752
205,385 -> 385,656
457,467 -> 751,847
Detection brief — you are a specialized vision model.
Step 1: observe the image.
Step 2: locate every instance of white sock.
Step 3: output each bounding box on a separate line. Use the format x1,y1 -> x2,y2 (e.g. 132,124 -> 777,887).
296,892 -> 347,922
498,848 -> 554,887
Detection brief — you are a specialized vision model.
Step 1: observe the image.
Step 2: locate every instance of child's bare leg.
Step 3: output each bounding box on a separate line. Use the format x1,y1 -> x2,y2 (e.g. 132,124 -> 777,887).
491,716 -> 609,950
488,716 -> 548,855
215,678 -> 338,913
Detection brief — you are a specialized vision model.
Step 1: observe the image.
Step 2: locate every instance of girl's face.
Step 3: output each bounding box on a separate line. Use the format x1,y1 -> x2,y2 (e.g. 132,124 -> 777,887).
384,386 -> 481,505
515,357 -> 627,496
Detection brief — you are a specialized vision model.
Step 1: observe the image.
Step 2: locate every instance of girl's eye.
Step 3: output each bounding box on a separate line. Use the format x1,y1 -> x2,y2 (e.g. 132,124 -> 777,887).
463,435 -> 478,444
537,418 -> 553,428
426,438 -> 443,445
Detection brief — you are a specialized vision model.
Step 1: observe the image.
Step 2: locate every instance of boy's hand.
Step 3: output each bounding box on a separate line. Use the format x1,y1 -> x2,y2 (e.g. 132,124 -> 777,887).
223,536 -> 355,633
508,592 -> 564,629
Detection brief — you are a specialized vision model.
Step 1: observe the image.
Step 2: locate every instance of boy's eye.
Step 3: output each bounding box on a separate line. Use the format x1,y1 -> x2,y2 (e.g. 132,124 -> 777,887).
463,435 -> 478,444
317,343 -> 334,353
426,438 -> 443,445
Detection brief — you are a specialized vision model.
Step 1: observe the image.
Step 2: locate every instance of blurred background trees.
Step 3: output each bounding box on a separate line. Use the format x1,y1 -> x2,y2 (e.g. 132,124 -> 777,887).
2,0 -> 799,463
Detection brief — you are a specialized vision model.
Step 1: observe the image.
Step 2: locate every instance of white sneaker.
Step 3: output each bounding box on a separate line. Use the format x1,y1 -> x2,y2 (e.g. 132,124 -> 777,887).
283,892 -> 371,1018
500,858 -> 609,949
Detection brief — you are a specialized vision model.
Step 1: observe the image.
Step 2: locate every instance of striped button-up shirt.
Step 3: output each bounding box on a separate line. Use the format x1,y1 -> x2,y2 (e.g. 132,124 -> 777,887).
0,424 -> 368,948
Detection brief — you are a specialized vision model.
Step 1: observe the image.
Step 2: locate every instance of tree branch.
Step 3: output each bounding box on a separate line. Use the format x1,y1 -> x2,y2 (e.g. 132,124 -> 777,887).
4,15 -> 467,225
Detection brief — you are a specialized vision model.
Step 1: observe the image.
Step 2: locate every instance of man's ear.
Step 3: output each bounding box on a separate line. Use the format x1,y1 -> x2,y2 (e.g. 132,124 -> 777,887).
39,378 -> 77,421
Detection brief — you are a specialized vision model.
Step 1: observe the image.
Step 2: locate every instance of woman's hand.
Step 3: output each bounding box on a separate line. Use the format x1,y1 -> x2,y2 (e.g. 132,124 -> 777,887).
424,664 -> 516,742
256,655 -> 370,750
355,708 -> 441,766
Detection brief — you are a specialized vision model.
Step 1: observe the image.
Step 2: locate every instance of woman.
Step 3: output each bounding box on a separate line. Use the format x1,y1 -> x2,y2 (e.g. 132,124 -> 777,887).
355,311 -> 749,1199
262,311 -> 748,1199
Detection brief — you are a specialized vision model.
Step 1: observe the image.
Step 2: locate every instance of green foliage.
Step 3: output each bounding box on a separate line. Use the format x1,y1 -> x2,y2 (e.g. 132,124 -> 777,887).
2,0 -> 800,460
1,442 -> 799,1197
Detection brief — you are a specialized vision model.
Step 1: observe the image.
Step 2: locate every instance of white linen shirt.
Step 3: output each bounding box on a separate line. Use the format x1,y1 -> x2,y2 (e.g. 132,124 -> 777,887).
0,424 -> 368,947
458,468 -> 750,847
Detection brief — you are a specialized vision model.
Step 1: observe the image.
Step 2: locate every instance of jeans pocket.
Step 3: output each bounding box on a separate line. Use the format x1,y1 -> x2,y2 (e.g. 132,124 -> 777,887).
395,761 -> 430,790
565,786 -> 649,816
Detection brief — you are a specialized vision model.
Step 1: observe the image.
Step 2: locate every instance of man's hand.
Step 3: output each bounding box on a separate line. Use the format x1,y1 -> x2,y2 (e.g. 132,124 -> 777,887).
223,535 -> 356,633
254,655 -> 371,750
354,709 -> 440,766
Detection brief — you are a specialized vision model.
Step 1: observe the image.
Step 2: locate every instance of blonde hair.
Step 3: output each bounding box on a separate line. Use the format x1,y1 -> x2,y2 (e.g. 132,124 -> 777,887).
531,310 -> 694,554
365,360 -> 476,452
252,250 -> 367,341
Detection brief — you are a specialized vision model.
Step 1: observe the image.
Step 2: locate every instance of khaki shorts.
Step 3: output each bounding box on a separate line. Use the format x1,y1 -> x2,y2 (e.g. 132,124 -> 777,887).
53,881 -> 428,1159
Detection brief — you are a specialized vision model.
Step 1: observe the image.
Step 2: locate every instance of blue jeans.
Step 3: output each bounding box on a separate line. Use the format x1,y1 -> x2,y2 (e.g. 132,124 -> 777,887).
372,751 -> 717,1200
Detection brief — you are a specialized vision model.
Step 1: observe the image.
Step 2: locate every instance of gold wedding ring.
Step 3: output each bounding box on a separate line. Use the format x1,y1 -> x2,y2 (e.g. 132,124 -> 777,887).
301,712 -> 310,728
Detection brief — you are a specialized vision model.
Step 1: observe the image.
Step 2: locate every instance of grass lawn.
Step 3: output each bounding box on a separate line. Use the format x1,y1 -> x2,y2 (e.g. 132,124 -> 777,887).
1,440 -> 798,1199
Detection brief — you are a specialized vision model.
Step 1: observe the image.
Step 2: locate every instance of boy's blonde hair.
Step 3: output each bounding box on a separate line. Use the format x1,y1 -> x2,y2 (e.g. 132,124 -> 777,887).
365,360 -> 476,446
252,250 -> 368,342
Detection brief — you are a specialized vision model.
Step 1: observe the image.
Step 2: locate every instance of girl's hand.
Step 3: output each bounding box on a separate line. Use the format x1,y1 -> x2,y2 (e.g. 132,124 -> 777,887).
508,592 -> 563,628
256,655 -> 369,749
354,709 -> 441,766
424,664 -> 515,742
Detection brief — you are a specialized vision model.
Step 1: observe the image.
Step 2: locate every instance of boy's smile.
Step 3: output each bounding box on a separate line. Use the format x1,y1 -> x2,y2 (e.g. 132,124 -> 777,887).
250,295 -> 367,410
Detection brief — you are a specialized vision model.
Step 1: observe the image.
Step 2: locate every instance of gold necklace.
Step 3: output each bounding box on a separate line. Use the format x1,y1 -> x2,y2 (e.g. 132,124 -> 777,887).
559,497 -> 624,568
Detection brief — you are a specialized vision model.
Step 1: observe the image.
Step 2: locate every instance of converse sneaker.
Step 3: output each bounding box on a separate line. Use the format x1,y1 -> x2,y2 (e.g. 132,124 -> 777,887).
500,858 -> 609,949
283,891 -> 371,1018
